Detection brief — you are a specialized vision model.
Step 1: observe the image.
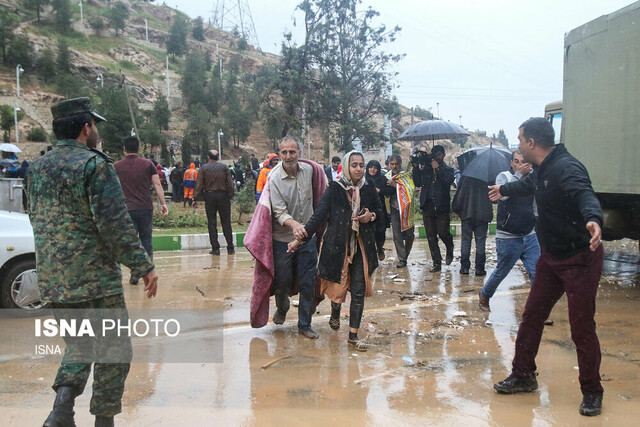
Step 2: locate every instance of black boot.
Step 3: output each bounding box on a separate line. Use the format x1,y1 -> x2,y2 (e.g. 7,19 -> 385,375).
43,386 -> 76,427
95,416 -> 114,427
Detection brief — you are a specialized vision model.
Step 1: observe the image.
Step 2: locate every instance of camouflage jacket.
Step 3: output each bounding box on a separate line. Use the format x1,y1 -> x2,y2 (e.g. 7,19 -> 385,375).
25,140 -> 154,302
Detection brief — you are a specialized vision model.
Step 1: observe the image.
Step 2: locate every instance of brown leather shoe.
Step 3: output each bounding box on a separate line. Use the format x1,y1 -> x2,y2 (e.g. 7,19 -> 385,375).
479,290 -> 490,312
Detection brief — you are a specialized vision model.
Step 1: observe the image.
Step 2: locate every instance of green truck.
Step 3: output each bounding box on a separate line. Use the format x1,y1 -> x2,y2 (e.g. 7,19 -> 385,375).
545,1 -> 640,240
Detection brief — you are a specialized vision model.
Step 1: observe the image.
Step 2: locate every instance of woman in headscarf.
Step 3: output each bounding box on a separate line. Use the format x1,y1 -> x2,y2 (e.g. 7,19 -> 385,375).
289,151 -> 383,351
365,159 -> 388,260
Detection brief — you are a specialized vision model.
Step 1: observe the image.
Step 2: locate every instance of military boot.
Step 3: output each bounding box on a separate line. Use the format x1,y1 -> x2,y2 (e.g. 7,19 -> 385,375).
95,416 -> 114,427
43,386 -> 76,427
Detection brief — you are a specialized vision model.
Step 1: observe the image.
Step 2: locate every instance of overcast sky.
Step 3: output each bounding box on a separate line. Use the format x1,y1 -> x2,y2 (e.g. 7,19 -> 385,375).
177,0 -> 634,144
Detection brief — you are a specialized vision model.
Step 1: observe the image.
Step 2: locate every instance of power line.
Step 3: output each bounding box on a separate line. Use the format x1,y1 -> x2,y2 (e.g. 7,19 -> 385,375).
212,0 -> 261,51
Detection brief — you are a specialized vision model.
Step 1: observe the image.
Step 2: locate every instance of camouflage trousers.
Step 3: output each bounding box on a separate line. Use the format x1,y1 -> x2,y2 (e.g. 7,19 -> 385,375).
51,293 -> 132,417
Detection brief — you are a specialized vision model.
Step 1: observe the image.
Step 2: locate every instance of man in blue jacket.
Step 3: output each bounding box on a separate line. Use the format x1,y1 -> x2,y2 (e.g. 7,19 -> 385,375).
489,117 -> 604,417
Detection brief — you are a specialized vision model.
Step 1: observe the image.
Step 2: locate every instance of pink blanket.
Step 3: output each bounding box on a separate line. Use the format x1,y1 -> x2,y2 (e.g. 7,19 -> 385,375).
244,159 -> 327,328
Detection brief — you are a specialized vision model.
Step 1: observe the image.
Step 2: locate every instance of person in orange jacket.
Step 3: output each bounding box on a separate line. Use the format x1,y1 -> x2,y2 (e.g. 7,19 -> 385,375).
183,163 -> 198,206
255,153 -> 279,201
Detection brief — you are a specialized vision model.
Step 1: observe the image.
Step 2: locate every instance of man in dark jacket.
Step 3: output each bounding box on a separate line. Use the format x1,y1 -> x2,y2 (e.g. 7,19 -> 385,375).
325,156 -> 341,183
452,175 -> 493,276
169,163 -> 184,202
489,117 -> 604,417
413,145 -> 455,272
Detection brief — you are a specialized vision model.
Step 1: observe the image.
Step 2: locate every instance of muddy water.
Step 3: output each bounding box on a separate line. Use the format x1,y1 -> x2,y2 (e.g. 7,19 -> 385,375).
1,238 -> 639,426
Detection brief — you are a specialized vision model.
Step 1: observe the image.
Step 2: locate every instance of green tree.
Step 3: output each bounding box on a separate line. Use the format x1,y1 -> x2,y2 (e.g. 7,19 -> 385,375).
237,37 -> 248,51
98,85 -> 142,155
0,105 -> 24,135
204,62 -> 223,116
167,14 -> 189,57
151,94 -> 170,132
52,0 -> 71,32
24,0 -> 49,23
223,85 -> 252,149
56,38 -> 71,74
234,184 -> 255,224
192,16 -> 205,41
7,35 -> 35,69
204,49 -> 212,71
299,0 -> 403,152
181,136 -> 192,165
109,2 -> 129,37
36,48 -> 56,83
56,73 -> 87,98
89,16 -> 105,36
179,50 -> 207,108
183,104 -> 212,161
497,129 -> 508,147
0,11 -> 18,63
413,105 -> 433,121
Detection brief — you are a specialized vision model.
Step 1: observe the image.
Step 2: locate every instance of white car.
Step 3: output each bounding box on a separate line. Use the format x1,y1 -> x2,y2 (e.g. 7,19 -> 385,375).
0,210 -> 46,310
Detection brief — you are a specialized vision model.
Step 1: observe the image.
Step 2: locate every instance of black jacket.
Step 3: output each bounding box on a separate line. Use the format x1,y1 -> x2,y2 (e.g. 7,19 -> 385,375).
304,181 -> 383,283
413,161 -> 455,212
325,165 -> 337,183
501,144 -> 603,258
452,176 -> 493,222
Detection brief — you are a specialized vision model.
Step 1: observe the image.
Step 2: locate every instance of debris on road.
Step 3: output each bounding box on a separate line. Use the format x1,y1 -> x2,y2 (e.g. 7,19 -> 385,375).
195,286 -> 205,297
261,355 -> 292,370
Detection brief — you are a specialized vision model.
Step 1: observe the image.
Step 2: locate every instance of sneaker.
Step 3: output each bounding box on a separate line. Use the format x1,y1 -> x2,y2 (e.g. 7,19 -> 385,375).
209,249 -> 221,255
494,373 -> 538,394
227,247 -> 235,255
475,270 -> 487,277
579,393 -> 602,416
298,327 -> 319,339
430,264 -> 441,272
272,309 -> 287,325
479,290 -> 490,312
460,268 -> 470,275
396,260 -> 407,268
445,253 -> 454,265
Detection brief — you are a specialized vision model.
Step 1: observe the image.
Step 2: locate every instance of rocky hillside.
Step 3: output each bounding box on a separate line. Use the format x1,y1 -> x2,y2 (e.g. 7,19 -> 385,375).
0,0 -> 505,165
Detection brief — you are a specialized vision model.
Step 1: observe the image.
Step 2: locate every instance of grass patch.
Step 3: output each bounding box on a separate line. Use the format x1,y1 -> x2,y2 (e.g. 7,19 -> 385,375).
118,60 -> 137,70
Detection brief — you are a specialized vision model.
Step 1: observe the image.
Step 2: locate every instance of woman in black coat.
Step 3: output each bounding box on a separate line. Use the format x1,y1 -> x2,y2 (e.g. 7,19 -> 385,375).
289,151 -> 383,351
365,159 -> 388,260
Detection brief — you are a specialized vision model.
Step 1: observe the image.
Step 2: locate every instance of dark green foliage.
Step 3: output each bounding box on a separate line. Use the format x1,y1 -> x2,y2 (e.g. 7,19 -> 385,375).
151,94 -> 170,131
182,104 -> 212,162
55,73 -> 88,98
152,209 -> 208,228
89,16 -> 105,36
192,16 -> 205,41
7,35 -> 35,69
161,140 -> 171,166
27,127 -> 48,141
98,85 -> 142,155
118,60 -> 136,70
109,2 -> 129,37
56,38 -> 71,74
204,50 -> 212,71
24,0 -> 50,23
413,105 -> 433,121
179,51 -> 207,108
52,0 -> 71,32
234,183 -> 255,223
451,136 -> 468,147
36,48 -> 56,83
167,14 -> 189,57
223,85 -> 252,149
0,11 -> 18,63
0,105 -> 23,136
237,37 -> 248,51
204,63 -> 223,116
181,136 -> 192,165
497,129 -> 508,147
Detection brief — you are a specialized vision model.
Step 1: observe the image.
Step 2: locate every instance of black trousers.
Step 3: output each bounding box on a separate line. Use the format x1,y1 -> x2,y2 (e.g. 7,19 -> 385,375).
204,191 -> 234,251
423,211 -> 454,265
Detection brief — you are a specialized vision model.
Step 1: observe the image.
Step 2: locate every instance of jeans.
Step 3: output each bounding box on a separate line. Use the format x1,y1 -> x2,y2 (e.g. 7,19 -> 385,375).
390,208 -> 414,262
512,245 -> 604,394
171,183 -> 183,202
204,191 -> 233,251
423,211 -> 454,265
272,237 -> 318,330
482,234 -> 540,299
460,218 -> 488,271
331,250 -> 366,330
128,210 -> 153,258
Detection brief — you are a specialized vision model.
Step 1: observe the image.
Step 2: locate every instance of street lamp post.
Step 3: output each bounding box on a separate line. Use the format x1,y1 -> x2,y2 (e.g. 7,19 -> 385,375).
217,129 -> 223,159
96,73 -> 103,88
16,65 -> 24,97
14,107 -> 21,143
78,2 -> 83,26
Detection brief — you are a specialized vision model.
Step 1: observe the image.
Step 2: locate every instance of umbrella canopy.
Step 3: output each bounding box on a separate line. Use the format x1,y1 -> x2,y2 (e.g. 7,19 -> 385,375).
457,145 -> 512,185
0,143 -> 22,153
398,120 -> 470,143
0,158 -> 20,168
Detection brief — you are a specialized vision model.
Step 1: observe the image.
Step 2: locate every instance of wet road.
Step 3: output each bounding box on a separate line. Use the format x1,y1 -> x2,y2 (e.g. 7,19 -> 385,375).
2,237 -> 640,426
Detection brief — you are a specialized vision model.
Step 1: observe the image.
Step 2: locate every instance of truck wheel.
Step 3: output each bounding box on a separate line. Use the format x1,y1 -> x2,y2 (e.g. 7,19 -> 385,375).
0,259 -> 47,310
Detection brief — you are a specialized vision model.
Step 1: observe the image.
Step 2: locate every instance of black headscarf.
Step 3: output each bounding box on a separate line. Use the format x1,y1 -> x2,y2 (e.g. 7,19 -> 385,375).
365,160 -> 386,189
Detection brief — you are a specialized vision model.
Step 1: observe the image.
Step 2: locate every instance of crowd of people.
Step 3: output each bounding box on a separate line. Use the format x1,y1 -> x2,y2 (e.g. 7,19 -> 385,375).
22,96 -> 607,424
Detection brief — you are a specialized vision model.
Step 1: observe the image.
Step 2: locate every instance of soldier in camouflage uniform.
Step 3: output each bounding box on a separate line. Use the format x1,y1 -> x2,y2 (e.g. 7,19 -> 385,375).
25,97 -> 159,427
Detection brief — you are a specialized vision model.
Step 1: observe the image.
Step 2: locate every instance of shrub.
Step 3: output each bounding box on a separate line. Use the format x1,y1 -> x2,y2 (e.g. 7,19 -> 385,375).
27,127 -> 48,142
152,209 -> 208,228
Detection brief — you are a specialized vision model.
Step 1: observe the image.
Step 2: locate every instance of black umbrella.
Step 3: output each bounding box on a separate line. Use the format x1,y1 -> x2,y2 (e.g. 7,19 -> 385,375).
457,144 -> 512,185
398,120 -> 470,146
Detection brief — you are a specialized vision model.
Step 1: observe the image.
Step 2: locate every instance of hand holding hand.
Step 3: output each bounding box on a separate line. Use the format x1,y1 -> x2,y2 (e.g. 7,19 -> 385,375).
292,223 -> 308,240
287,240 -> 301,253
